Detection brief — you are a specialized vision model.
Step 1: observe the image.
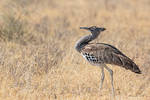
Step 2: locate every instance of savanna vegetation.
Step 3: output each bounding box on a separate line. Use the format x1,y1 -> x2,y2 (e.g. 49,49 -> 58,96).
0,0 -> 150,100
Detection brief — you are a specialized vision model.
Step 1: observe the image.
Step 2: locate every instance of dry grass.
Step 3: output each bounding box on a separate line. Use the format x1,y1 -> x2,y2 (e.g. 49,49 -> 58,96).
0,0 -> 150,100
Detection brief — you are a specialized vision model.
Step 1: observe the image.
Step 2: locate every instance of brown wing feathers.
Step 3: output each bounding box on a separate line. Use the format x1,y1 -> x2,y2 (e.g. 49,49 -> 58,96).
109,51 -> 141,74
81,43 -> 141,74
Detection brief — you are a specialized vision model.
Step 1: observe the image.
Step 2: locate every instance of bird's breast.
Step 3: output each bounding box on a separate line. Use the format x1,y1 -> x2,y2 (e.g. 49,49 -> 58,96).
81,53 -> 103,66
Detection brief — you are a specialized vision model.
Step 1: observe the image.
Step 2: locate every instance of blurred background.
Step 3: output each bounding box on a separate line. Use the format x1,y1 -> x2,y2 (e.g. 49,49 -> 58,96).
0,0 -> 150,100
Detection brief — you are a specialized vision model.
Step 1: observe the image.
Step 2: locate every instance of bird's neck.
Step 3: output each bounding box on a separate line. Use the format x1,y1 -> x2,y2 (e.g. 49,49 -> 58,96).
75,33 -> 99,52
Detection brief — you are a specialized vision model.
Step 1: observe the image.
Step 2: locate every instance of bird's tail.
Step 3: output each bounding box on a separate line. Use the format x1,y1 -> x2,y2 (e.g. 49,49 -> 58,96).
120,56 -> 141,74
109,54 -> 142,74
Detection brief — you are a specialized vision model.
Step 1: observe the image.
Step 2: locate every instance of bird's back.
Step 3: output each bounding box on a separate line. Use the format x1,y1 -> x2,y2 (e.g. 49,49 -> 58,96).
81,43 -> 141,74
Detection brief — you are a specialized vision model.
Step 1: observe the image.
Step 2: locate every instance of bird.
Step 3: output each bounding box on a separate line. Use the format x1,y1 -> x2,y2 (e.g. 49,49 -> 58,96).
75,26 -> 141,97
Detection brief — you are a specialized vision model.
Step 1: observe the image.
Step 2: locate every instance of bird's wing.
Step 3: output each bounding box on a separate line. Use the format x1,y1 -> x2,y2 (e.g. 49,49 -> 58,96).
81,43 -> 141,74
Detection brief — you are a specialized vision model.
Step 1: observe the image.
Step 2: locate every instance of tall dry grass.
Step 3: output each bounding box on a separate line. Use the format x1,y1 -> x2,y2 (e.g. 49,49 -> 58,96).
0,0 -> 150,100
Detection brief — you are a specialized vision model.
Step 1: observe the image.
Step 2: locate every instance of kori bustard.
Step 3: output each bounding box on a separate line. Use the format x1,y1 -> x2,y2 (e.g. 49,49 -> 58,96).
75,26 -> 141,96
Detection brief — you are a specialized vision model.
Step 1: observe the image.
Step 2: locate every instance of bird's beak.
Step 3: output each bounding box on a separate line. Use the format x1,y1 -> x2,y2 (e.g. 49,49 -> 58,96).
80,27 -> 89,30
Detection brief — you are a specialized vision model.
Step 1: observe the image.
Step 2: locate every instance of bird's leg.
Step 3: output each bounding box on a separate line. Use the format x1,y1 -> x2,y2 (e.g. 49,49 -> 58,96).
100,66 -> 105,90
103,64 -> 115,98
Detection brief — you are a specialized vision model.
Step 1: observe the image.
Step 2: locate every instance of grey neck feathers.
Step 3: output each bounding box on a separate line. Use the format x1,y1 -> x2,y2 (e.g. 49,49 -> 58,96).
75,33 -> 99,52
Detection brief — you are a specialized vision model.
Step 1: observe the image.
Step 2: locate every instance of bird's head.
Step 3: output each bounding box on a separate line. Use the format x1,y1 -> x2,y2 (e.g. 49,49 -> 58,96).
80,26 -> 106,35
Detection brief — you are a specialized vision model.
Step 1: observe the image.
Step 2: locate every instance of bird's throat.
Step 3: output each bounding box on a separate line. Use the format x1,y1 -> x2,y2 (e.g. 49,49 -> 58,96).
75,34 -> 99,52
